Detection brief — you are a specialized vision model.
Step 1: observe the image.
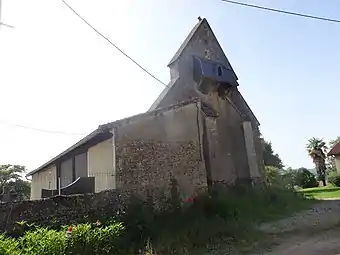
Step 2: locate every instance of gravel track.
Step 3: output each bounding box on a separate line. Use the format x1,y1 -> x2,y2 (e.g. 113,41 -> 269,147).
254,199 -> 340,255
259,199 -> 340,234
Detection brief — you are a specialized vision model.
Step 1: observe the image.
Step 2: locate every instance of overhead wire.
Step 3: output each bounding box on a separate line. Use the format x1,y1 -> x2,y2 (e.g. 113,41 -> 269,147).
0,22 -> 14,28
3,1 -> 340,136
61,0 -> 169,88
0,120 -> 86,136
221,0 -> 340,24
1,0 -> 170,136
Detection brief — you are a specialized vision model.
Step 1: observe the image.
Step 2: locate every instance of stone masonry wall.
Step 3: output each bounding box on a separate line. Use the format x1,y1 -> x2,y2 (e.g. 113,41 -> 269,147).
115,140 -> 205,198
114,102 -> 208,198
0,190 -> 130,234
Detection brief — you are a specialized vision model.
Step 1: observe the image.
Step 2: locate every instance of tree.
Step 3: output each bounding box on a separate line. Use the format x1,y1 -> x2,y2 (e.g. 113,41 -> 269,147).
0,164 -> 30,200
264,165 -> 280,185
7,179 -> 31,200
280,167 -> 298,190
295,167 -> 318,189
306,137 -> 327,186
263,140 -> 284,169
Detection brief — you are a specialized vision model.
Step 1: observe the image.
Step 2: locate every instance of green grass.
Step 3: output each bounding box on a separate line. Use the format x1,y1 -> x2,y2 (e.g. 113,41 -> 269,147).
0,186 -> 315,255
301,185 -> 340,199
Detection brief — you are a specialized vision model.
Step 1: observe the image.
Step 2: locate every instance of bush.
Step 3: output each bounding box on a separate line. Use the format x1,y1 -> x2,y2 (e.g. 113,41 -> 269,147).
0,222 -> 128,255
0,182 -> 312,254
264,166 -> 298,190
20,228 -> 65,255
264,166 -> 281,186
66,222 -> 126,255
120,184 -> 311,253
328,172 -> 340,187
0,234 -> 20,255
295,168 -> 318,188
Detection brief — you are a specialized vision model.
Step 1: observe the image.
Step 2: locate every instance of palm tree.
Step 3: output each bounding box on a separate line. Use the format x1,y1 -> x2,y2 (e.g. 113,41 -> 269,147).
306,137 -> 328,186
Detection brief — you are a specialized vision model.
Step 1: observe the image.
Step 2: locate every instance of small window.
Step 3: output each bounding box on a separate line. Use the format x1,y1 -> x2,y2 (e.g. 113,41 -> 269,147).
217,66 -> 222,76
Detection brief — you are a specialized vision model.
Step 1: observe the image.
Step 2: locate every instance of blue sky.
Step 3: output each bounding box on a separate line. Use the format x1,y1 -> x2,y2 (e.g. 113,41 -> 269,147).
0,0 -> 339,171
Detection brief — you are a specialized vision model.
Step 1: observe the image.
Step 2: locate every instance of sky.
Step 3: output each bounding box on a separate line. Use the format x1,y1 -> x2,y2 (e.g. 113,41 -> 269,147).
1,0 -> 340,172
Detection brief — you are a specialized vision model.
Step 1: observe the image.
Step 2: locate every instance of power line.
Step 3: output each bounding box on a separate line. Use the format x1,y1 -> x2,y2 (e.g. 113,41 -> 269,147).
0,22 -> 14,28
0,0 -> 14,28
61,0 -> 169,88
221,0 -> 340,24
0,120 -> 86,136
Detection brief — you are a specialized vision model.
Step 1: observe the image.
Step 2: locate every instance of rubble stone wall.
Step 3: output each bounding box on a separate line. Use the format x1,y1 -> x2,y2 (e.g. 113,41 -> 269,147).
0,190 -> 129,234
114,102 -> 208,198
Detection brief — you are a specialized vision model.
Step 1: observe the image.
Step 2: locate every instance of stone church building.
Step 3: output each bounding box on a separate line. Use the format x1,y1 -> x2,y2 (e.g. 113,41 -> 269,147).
27,18 -> 264,200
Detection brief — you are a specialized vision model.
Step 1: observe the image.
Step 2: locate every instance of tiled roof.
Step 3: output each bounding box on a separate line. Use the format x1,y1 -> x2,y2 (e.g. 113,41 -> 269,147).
328,142 -> 340,156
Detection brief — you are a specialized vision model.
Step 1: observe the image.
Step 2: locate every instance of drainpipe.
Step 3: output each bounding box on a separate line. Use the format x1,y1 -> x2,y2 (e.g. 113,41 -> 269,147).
58,177 -> 61,195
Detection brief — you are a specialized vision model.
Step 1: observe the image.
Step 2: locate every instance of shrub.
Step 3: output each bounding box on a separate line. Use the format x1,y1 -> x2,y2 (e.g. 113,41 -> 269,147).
264,166 -> 281,186
65,222 -> 126,255
0,234 -> 20,255
120,183 -> 311,253
328,172 -> 340,187
20,228 -> 66,255
264,166 -> 298,190
0,222 -> 128,255
0,181 -> 312,254
295,168 -> 318,188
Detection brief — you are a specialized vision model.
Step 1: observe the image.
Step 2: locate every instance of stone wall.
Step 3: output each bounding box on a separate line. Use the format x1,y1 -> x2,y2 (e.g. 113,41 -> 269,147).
0,190 -> 129,234
203,93 -> 251,185
114,102 -> 208,198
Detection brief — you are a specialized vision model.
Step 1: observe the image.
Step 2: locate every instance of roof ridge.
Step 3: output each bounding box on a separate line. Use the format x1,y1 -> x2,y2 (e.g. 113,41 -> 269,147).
167,18 -> 206,66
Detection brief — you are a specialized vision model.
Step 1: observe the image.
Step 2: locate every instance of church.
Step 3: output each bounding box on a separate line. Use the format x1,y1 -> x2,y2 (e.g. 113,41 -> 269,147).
27,17 -> 264,200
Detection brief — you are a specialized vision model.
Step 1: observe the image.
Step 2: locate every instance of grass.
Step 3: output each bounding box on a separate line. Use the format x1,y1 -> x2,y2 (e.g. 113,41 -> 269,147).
0,185 -> 315,255
301,185 -> 340,199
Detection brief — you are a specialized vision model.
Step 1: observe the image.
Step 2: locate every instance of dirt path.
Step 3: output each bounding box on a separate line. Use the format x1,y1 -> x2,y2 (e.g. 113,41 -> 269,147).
259,227 -> 340,255
251,199 -> 340,255
258,199 -> 340,234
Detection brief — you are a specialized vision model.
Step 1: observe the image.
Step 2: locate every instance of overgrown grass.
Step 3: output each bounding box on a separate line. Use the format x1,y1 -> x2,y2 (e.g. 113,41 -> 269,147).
301,185 -> 340,199
0,184 -> 314,254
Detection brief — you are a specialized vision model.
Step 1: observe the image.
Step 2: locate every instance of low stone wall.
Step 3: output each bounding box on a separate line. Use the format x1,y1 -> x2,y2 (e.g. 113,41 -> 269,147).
0,190 -> 132,234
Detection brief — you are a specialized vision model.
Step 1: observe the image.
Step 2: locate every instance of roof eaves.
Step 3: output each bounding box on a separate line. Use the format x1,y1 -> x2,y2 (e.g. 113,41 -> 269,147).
105,98 -> 201,130
239,93 -> 260,126
148,77 -> 178,111
26,127 -> 107,177
26,99 -> 203,177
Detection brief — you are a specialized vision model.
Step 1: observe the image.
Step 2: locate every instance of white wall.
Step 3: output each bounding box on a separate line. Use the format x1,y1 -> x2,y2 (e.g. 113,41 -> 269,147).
87,137 -> 115,192
335,156 -> 340,173
30,165 -> 57,200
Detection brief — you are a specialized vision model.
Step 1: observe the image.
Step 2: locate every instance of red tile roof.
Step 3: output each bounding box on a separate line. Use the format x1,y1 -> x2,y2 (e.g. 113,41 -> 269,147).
328,142 -> 340,156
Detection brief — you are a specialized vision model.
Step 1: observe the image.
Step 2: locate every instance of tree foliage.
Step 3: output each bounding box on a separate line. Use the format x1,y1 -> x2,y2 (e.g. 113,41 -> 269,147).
329,136 -> 340,149
295,167 -> 318,189
263,166 -> 280,186
0,164 -> 30,200
328,171 -> 340,187
263,140 -> 284,169
0,164 -> 25,188
306,137 -> 327,186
